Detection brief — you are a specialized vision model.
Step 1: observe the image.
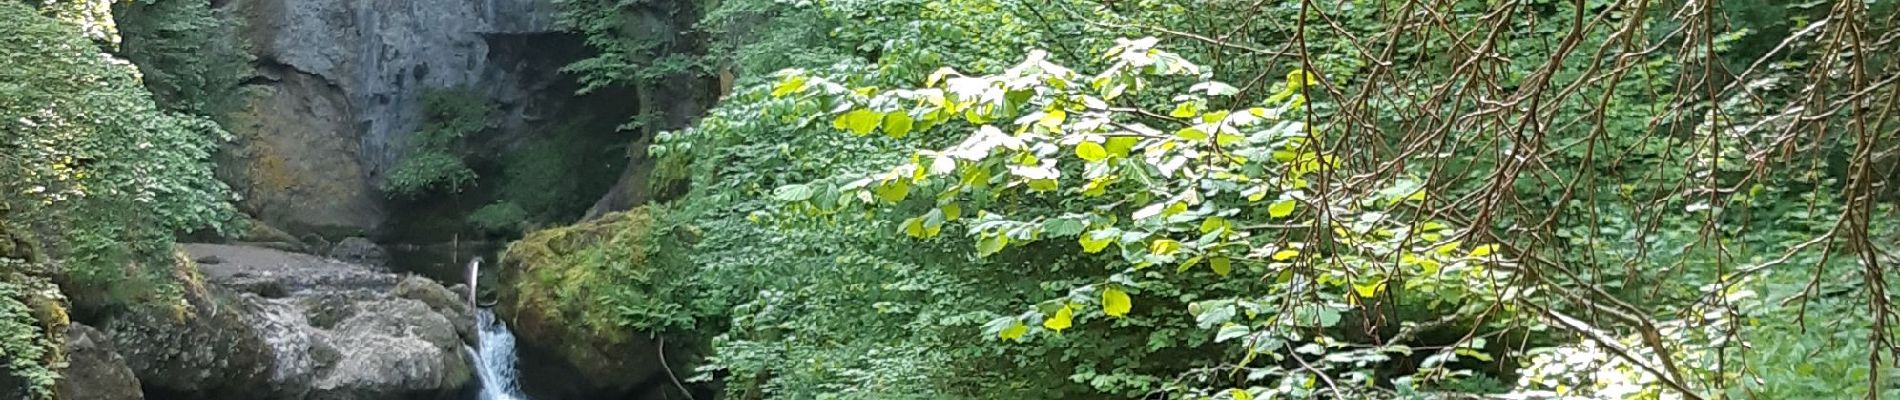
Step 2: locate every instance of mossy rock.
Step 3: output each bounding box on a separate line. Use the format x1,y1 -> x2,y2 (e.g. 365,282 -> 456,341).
494,207 -> 706,399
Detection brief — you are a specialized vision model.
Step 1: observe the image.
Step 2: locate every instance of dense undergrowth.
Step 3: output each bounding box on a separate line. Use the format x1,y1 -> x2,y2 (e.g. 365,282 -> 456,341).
1,0 -> 236,396
530,0 -> 1900,398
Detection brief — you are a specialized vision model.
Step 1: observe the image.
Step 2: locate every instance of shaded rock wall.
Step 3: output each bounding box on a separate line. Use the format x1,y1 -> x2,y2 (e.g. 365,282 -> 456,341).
214,0 -> 571,238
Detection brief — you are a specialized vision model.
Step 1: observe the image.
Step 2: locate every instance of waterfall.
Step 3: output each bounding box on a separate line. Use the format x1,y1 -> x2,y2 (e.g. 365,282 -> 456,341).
469,308 -> 528,400
466,256 -> 528,400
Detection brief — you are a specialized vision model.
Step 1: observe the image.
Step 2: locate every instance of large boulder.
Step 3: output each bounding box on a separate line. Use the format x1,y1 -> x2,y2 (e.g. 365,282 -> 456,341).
496,208 -> 709,399
107,244 -> 475,399
55,324 -> 143,400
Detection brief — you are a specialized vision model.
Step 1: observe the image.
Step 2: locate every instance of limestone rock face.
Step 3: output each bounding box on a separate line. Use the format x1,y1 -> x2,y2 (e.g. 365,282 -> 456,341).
108,244 -> 475,399
54,324 -> 143,400
215,0 -> 561,238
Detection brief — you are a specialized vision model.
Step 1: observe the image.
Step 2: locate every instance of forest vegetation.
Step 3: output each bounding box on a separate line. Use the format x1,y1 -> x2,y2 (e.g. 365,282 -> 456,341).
3,0 -> 1899,399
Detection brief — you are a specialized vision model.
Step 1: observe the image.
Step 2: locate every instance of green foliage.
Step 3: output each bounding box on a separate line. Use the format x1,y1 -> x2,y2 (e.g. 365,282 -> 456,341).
501,208 -> 716,339
0,251 -> 64,400
382,88 -> 492,197
576,0 -> 1896,398
0,0 -> 235,314
467,201 -> 529,235
114,0 -> 251,116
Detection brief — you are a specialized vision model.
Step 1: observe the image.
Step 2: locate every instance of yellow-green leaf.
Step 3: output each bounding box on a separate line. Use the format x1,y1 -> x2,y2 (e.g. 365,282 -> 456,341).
998,321 -> 1029,341
1079,231 -> 1113,253
883,112 -> 914,138
1271,249 -> 1300,261
1268,199 -> 1297,218
1039,109 -> 1067,129
1105,136 -> 1139,157
1230,389 -> 1253,400
771,75 -> 807,97
1469,244 -> 1498,258
1176,126 -> 1208,140
1209,257 -> 1232,276
978,233 -> 1009,257
1044,304 -> 1074,332
874,180 -> 910,203
941,203 -> 962,221
1169,101 -> 1199,118
1102,286 -> 1132,317
833,108 -> 883,136
1199,217 -> 1228,235
1076,141 -> 1108,161
1353,281 -> 1383,298
1150,239 -> 1182,255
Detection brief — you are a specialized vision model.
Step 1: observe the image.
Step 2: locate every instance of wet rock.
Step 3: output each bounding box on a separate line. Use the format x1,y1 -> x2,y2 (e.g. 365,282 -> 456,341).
105,287 -> 274,396
396,276 -> 474,345
108,244 -> 475,399
56,324 -> 144,400
328,237 -> 389,267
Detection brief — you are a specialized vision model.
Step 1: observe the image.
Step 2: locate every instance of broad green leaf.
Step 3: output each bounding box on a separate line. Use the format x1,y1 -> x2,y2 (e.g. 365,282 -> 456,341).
1039,109 -> 1067,129
1176,126 -> 1208,140
833,108 -> 883,136
1215,324 -> 1249,343
1076,141 -> 1108,161
1169,101 -> 1199,118
1044,304 -> 1074,332
900,216 -> 940,239
874,180 -> 910,203
1199,217 -> 1228,234
772,184 -> 814,202
1149,239 -> 1182,255
999,321 -> 1028,341
1209,257 -> 1232,276
771,75 -> 807,97
1080,231 -> 1114,253
1162,201 -> 1188,217
1105,136 -> 1138,157
1268,199 -> 1297,218
1469,244 -> 1498,257
1353,281 -> 1382,298
1042,218 -> 1086,237
1102,286 -> 1131,317
977,233 -> 1009,257
941,203 -> 962,221
883,112 -> 914,138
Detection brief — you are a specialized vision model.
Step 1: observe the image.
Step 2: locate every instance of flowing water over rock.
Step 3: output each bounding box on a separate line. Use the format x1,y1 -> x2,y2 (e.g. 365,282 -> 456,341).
470,308 -> 528,400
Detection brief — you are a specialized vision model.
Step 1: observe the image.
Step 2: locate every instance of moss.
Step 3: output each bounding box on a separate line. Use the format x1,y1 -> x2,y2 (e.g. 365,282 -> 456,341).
495,206 -> 715,388
501,208 -> 657,341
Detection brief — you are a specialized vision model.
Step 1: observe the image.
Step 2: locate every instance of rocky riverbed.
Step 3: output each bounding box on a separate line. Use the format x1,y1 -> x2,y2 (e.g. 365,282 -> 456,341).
74,243 -> 478,400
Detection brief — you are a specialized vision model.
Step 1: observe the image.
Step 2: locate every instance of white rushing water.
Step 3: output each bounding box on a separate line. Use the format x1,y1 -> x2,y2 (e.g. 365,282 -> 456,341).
467,257 -> 527,400
469,308 -> 528,400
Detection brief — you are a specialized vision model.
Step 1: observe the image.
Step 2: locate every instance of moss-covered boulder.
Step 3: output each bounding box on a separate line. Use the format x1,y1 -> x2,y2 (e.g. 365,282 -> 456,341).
496,207 -> 712,399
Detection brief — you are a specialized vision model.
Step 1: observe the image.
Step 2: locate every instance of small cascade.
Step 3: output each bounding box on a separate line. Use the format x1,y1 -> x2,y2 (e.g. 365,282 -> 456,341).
466,256 -> 529,400
469,308 -> 528,400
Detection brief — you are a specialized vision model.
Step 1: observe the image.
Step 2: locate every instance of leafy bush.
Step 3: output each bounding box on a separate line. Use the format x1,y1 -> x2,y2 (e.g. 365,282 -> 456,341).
467,201 -> 529,235
115,0 -> 252,116
1,0 -> 235,316
382,88 -> 493,197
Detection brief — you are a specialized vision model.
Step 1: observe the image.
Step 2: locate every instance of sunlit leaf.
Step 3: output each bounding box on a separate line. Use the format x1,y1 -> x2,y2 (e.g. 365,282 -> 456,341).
1102,286 -> 1131,317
